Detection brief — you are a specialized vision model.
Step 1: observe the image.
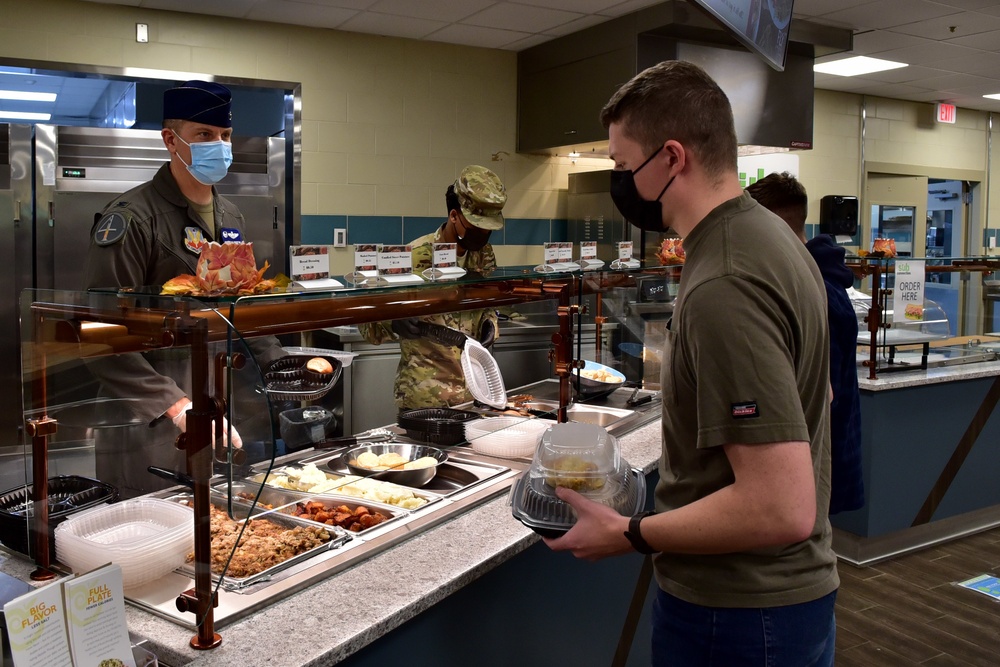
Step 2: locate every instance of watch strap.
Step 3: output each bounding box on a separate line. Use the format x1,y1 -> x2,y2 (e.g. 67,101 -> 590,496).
624,510 -> 657,555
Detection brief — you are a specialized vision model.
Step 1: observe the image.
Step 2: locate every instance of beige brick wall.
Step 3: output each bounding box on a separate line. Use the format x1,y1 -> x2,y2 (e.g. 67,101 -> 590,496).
0,0 -> 586,220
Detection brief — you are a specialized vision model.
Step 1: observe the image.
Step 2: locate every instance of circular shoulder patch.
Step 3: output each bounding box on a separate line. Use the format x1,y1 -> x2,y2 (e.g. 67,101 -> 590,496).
93,211 -> 130,246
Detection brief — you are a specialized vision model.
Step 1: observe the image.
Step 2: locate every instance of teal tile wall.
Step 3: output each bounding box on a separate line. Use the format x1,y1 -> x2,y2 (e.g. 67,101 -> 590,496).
301,215 -> 569,246
301,215 -> 346,245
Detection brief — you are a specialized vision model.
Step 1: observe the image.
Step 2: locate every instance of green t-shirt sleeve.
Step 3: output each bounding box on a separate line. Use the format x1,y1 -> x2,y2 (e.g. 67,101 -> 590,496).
681,276 -> 812,449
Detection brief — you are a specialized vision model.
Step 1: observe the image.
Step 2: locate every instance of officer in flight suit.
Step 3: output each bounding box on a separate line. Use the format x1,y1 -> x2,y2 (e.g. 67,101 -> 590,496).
85,80 -> 281,496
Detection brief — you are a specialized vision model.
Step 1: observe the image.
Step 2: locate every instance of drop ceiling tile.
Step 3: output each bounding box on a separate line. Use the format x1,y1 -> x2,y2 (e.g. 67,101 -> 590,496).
425,23 -> 533,49
503,33 -> 555,51
295,0 -> 380,9
543,14 -> 610,37
848,30 -> 926,54
792,0 -> 877,18
247,1 -> 359,29
928,0 -> 1000,9
461,3 -> 583,33
871,40 -> 980,65
947,28 -> 1000,50
515,0 -> 625,12
854,64 -> 953,84
140,0 -> 249,16
819,0 -> 960,31
888,10 -> 1000,39
339,11 -> 447,39
368,0 -> 494,22
908,72 -> 996,89
932,51 -> 1000,76
597,0 -> 664,18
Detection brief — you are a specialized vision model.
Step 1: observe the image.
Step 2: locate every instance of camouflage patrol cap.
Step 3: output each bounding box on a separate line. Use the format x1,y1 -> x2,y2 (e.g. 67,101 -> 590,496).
455,165 -> 507,231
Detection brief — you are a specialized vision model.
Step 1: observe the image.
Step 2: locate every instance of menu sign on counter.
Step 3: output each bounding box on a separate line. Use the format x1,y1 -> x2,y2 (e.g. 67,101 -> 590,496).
612,241 -> 640,269
376,245 -> 423,285
4,564 -> 136,667
537,242 -> 578,272
423,243 -> 465,281
289,245 -> 344,290
892,259 -> 926,323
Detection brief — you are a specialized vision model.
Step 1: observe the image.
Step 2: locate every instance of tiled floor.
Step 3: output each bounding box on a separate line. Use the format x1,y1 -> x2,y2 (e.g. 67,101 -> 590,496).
836,527 -> 1000,666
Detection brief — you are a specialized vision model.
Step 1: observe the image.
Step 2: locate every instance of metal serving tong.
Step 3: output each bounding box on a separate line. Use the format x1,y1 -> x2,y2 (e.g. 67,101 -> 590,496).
312,427 -> 395,450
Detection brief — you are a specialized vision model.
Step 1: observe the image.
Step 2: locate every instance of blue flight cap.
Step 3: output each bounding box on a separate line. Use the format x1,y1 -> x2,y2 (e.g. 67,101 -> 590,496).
163,80 -> 233,128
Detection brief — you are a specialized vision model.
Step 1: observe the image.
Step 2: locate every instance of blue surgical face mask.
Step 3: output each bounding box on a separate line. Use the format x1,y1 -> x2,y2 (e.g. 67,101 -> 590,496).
172,131 -> 233,185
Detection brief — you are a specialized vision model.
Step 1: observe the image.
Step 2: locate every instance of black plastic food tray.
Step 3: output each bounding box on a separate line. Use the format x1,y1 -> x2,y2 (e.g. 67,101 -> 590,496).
0,475 -> 119,557
398,409 -> 480,446
264,354 -> 343,401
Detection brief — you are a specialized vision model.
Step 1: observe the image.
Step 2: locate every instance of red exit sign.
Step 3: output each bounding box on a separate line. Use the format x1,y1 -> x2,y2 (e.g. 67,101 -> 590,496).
936,102 -> 957,124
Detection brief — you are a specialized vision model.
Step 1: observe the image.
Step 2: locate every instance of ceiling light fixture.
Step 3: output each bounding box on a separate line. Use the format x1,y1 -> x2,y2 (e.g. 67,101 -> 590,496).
814,56 -> 908,77
0,110 -> 52,120
984,93 -> 1000,101
568,151 -> 580,158
0,90 -> 57,102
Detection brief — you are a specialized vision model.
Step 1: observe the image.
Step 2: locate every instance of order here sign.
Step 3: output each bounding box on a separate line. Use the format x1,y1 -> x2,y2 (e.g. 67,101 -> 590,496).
893,259 -> 926,323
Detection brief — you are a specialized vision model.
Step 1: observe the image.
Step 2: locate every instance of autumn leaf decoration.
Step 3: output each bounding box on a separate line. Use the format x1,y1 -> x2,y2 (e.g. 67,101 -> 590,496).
161,242 -> 279,296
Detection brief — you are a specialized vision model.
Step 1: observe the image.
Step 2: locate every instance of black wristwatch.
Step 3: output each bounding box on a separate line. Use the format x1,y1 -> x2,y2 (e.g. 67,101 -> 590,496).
624,511 -> 658,555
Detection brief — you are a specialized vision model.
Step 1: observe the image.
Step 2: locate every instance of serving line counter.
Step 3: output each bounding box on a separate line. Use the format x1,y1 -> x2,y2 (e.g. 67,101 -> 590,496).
6,265 -> 674,664
832,360 -> 1000,565
0,418 -> 664,667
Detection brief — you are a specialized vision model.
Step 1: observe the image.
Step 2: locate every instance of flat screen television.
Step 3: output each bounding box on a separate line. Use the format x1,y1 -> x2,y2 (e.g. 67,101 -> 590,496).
688,0 -> 794,71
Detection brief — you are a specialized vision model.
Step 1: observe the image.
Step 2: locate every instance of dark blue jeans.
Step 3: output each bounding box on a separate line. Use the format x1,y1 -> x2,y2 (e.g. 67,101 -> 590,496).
651,588 -> 837,667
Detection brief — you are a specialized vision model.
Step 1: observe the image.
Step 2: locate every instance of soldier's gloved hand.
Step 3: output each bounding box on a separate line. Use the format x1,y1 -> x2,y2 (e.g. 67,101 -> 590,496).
478,320 -> 497,349
170,399 -> 244,449
391,318 -> 422,340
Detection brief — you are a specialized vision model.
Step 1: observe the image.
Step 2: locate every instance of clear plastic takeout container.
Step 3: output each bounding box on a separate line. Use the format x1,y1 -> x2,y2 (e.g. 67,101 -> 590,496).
55,498 -> 193,588
529,422 -> 621,492
464,416 -> 553,459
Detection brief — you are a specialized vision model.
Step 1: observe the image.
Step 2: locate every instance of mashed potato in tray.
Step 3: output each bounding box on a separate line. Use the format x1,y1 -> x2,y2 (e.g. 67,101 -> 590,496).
266,463 -> 427,509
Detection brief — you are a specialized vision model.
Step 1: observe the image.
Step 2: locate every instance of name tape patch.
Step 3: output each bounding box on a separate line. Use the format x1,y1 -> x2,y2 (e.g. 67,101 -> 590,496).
731,402 -> 759,419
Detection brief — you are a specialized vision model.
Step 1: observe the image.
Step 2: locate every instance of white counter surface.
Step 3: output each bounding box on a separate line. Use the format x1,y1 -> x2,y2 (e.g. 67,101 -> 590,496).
1,421 -> 664,667
857,360 -> 1000,391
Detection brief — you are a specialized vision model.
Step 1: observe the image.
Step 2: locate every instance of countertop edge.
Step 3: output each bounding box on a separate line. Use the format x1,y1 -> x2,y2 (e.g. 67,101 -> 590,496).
15,418 -> 662,667
858,361 -> 1000,391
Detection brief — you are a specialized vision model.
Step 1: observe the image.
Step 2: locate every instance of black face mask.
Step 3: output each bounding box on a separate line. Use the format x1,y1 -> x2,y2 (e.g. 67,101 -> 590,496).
457,227 -> 490,252
610,145 -> 674,232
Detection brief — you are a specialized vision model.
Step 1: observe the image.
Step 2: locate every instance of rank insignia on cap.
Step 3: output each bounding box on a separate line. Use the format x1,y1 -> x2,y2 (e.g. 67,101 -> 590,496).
731,402 -> 759,419
183,226 -> 207,254
219,227 -> 243,243
94,212 -> 129,246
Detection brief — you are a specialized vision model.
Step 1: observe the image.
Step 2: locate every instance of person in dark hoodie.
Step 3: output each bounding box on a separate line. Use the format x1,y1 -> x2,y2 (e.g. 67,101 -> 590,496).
747,172 -> 864,514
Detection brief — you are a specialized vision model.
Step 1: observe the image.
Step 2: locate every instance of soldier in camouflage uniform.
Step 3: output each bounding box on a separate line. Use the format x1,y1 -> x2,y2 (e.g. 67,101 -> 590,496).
360,165 -> 506,410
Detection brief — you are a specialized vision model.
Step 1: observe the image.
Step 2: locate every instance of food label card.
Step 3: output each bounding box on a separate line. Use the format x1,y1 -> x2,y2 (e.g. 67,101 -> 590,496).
290,245 -> 331,281
4,577 -> 73,667
616,241 -> 633,261
65,565 -> 135,667
432,243 -> 460,270
377,245 -> 413,276
580,241 -> 598,261
353,244 -> 378,274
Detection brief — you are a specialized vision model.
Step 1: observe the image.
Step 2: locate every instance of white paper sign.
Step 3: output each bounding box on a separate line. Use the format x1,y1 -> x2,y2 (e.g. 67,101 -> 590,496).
377,244 -> 413,275
432,243 -> 458,268
65,565 -> 135,667
289,245 -> 332,281
4,578 -> 73,667
893,259 -> 926,322
616,241 -> 633,261
580,241 -> 598,261
353,244 -> 378,273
